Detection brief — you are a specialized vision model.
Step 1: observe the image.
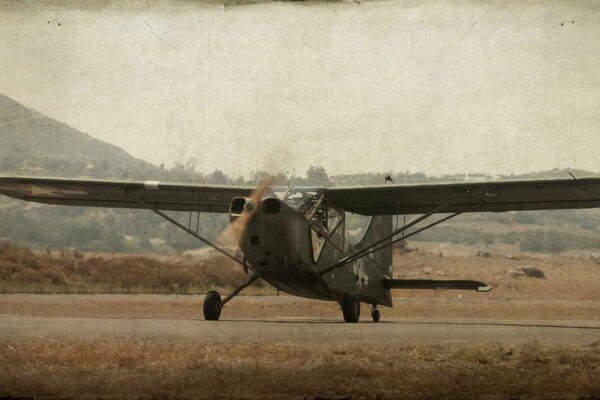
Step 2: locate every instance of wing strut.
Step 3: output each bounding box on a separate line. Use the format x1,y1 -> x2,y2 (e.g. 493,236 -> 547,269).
349,210 -> 467,264
122,189 -> 244,266
319,191 -> 473,276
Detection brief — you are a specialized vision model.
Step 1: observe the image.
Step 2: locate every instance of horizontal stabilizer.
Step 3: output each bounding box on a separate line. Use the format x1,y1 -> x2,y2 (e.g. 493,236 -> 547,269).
383,279 -> 492,292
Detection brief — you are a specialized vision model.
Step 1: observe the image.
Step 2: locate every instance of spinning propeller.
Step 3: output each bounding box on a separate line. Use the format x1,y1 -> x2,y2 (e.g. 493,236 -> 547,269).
219,176 -> 275,247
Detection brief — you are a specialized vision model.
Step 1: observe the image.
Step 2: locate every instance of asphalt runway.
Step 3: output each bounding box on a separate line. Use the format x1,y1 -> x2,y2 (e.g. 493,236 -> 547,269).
2,314 -> 599,346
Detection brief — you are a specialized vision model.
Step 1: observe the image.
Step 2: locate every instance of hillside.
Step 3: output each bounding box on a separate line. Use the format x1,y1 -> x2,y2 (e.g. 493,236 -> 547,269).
0,93 -> 163,179
0,92 -> 227,253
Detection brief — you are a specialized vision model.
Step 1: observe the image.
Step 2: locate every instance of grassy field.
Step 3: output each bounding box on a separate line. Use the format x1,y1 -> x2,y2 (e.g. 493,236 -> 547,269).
1,337 -> 599,400
2,241 -> 600,303
0,242 -> 260,295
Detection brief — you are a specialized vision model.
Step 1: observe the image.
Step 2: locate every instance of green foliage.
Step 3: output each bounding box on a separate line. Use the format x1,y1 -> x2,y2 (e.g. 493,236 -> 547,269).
517,230 -> 600,253
414,226 -> 496,246
518,232 -> 567,253
306,166 -> 331,186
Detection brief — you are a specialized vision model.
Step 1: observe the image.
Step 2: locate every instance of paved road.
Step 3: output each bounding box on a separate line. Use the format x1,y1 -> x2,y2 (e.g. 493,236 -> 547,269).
2,314 -> 599,346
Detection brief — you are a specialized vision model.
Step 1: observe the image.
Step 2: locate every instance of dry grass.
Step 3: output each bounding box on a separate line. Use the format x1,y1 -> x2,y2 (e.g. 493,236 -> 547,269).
1,337 -> 599,399
3,241 -> 600,303
392,245 -> 600,301
3,241 -> 600,305
0,243 -> 271,295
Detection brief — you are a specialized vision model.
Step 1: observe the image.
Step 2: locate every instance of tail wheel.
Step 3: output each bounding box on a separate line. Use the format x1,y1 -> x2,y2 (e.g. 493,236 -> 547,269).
341,294 -> 360,323
203,291 -> 222,321
371,308 -> 380,322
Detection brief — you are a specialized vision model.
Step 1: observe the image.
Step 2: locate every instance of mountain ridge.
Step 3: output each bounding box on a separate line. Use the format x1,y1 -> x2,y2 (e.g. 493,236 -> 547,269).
1,92 -> 599,184
0,92 -> 161,180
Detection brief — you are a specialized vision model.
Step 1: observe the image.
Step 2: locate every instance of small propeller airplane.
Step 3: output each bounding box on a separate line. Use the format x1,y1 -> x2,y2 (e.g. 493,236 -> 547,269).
1,174 -> 599,322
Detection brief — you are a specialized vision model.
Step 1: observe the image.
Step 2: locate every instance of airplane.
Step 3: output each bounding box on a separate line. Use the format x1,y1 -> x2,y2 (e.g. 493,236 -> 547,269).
2,175 -> 600,323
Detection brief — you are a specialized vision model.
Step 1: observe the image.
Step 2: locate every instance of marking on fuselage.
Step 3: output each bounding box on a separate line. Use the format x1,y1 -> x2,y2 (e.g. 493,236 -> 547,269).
0,185 -> 21,193
353,259 -> 369,289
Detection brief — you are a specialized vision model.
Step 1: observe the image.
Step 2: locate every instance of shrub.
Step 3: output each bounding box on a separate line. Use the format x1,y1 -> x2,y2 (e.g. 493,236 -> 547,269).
519,232 -> 566,253
520,266 -> 546,279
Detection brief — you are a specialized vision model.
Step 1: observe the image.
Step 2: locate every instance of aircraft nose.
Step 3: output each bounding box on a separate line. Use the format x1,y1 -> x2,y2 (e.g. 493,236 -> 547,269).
229,196 -> 281,218
228,197 -> 290,270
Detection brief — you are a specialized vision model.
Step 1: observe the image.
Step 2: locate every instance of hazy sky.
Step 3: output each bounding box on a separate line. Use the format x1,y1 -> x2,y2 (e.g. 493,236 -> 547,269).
1,0 -> 599,177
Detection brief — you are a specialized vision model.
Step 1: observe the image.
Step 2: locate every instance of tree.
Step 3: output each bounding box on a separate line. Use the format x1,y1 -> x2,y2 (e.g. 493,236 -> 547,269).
306,166 -> 330,186
208,170 -> 228,184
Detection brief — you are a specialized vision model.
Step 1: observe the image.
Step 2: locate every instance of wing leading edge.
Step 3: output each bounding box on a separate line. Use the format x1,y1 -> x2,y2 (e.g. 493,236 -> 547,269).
0,176 -> 253,213
3,176 -> 600,216
324,178 -> 600,216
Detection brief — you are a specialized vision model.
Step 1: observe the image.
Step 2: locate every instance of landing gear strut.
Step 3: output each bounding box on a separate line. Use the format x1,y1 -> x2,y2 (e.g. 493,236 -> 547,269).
203,273 -> 259,321
341,294 -> 360,323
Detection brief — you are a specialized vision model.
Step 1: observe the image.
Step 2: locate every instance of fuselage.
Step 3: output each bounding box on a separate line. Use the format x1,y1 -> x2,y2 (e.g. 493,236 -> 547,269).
230,195 -> 393,307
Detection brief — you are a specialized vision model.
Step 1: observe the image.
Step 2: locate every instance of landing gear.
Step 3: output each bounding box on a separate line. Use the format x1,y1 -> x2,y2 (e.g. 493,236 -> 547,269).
203,273 -> 259,321
203,291 -> 222,320
371,306 -> 380,322
342,294 -> 360,323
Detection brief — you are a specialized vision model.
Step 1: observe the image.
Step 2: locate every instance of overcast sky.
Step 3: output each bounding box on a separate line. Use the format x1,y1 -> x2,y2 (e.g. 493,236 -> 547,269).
1,0 -> 599,177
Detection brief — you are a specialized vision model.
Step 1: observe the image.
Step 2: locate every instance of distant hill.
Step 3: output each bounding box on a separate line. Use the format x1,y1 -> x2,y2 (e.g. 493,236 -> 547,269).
1,91 -> 598,184
0,92 -> 228,253
0,93 -> 165,180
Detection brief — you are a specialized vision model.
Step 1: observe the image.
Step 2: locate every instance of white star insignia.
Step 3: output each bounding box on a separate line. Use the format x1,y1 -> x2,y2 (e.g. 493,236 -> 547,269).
21,185 -> 87,197
353,259 -> 369,289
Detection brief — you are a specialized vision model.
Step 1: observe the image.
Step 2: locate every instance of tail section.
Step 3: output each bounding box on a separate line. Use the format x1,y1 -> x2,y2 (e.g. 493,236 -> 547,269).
356,215 -> 393,278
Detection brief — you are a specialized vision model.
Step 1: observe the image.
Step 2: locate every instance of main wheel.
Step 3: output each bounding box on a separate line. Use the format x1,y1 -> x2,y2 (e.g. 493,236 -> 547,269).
341,294 -> 360,323
371,308 -> 380,322
203,291 -> 222,321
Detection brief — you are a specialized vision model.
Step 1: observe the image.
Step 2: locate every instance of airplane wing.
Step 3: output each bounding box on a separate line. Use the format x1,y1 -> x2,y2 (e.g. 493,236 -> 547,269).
0,176 -> 253,213
4,176 -> 600,216
323,178 -> 600,215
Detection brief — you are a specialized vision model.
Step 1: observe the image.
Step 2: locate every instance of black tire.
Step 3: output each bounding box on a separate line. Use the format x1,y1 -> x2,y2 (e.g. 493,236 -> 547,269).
371,308 -> 380,323
203,291 -> 222,321
341,294 -> 360,323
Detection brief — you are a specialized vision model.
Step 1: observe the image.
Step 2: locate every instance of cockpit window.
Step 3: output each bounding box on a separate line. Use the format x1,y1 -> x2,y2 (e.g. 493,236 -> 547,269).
345,212 -> 371,246
311,207 -> 346,262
